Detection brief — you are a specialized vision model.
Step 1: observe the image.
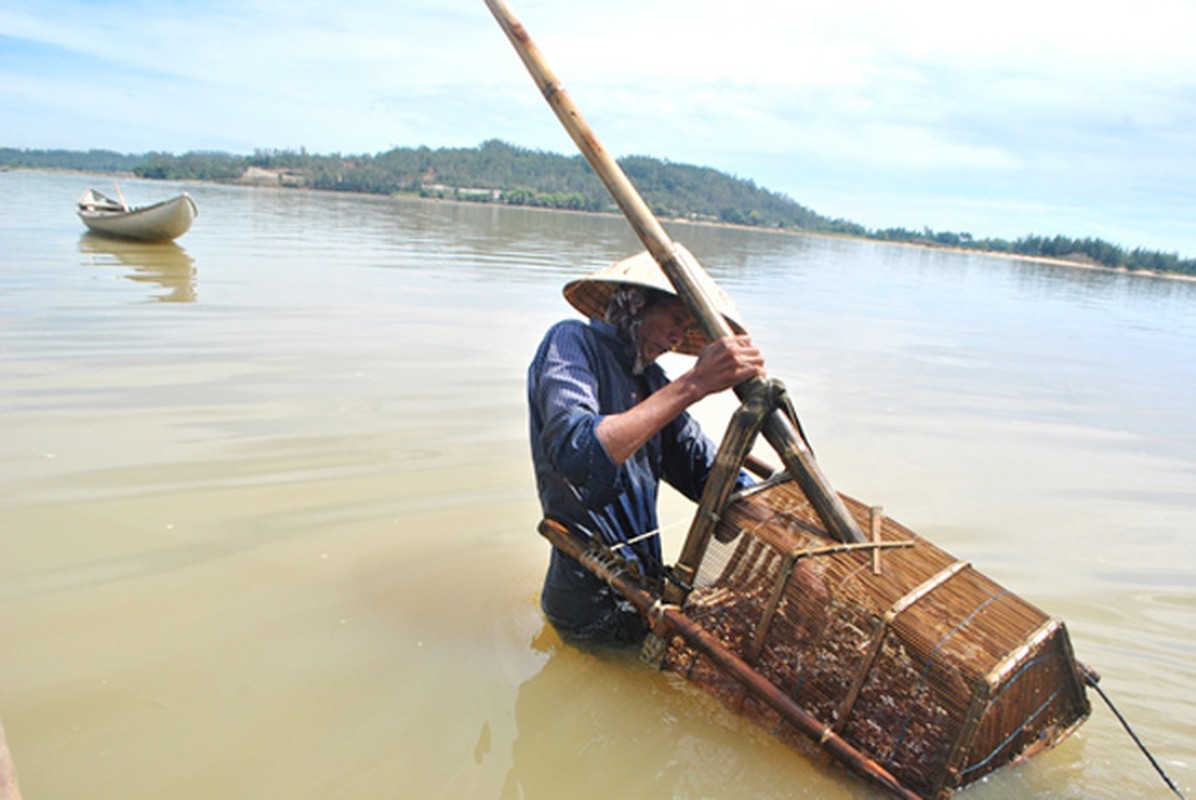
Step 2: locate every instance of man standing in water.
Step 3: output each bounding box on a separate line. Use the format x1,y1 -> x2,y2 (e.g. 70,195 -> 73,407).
528,249 -> 765,644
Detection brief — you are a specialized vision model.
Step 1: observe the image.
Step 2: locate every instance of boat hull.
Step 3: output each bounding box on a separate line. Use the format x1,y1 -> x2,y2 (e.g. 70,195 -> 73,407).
77,190 -> 198,241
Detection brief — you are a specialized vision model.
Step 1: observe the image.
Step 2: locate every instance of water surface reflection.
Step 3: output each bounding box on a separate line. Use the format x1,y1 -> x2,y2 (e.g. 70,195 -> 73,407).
78,234 -> 197,302
501,627 -> 846,800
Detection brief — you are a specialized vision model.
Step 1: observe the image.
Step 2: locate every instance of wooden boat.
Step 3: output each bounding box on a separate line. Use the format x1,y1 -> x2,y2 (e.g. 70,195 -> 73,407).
76,188 -> 198,241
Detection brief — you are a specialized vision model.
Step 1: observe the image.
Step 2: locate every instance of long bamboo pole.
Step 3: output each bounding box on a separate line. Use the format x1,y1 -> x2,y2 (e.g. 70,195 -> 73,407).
0,721 -> 21,800
485,0 -> 864,544
538,520 -> 923,800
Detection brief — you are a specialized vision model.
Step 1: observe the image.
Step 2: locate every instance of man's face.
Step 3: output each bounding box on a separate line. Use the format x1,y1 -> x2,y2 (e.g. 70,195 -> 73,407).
637,296 -> 693,364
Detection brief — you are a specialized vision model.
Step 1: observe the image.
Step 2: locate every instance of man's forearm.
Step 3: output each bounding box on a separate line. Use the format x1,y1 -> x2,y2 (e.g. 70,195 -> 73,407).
595,374 -> 703,465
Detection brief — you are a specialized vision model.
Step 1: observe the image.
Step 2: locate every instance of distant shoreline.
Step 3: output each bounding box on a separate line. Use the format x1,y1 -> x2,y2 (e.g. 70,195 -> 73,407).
654,206 -> 1196,285
28,165 -> 1195,285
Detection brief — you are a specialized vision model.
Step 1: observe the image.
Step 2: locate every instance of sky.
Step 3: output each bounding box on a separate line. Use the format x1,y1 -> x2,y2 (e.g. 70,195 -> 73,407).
3,0 -> 1194,256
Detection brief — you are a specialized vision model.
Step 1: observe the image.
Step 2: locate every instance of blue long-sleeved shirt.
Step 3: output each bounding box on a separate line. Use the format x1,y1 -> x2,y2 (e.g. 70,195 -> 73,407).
528,318 -> 741,636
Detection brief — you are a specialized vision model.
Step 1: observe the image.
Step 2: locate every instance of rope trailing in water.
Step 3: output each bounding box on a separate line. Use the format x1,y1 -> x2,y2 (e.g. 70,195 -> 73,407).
1084,669 -> 1187,799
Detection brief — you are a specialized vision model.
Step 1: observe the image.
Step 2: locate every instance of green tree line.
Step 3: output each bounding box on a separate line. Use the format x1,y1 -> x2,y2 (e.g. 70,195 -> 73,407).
0,147 -> 146,172
3,142 -> 1191,276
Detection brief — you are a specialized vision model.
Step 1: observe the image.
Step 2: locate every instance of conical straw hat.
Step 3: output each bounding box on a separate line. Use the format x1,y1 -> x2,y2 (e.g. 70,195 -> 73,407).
562,244 -> 745,356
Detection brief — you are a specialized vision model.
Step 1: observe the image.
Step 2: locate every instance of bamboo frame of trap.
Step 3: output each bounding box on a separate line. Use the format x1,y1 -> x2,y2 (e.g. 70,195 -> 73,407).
541,378 -> 1091,799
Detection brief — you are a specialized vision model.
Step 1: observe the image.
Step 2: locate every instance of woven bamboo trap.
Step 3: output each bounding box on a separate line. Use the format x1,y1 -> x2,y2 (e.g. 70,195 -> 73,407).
539,381 -> 1092,798
650,474 -> 1091,798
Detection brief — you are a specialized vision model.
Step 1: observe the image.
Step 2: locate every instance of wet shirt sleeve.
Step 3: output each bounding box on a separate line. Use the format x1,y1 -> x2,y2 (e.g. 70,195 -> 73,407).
529,322 -> 623,507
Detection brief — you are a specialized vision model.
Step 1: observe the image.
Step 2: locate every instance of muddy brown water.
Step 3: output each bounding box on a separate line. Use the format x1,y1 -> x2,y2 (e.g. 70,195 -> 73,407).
2,169 -> 1193,798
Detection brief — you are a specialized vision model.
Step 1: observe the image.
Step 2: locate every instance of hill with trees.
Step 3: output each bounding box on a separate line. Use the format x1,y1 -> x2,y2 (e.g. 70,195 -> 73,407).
2,142 -> 1191,277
